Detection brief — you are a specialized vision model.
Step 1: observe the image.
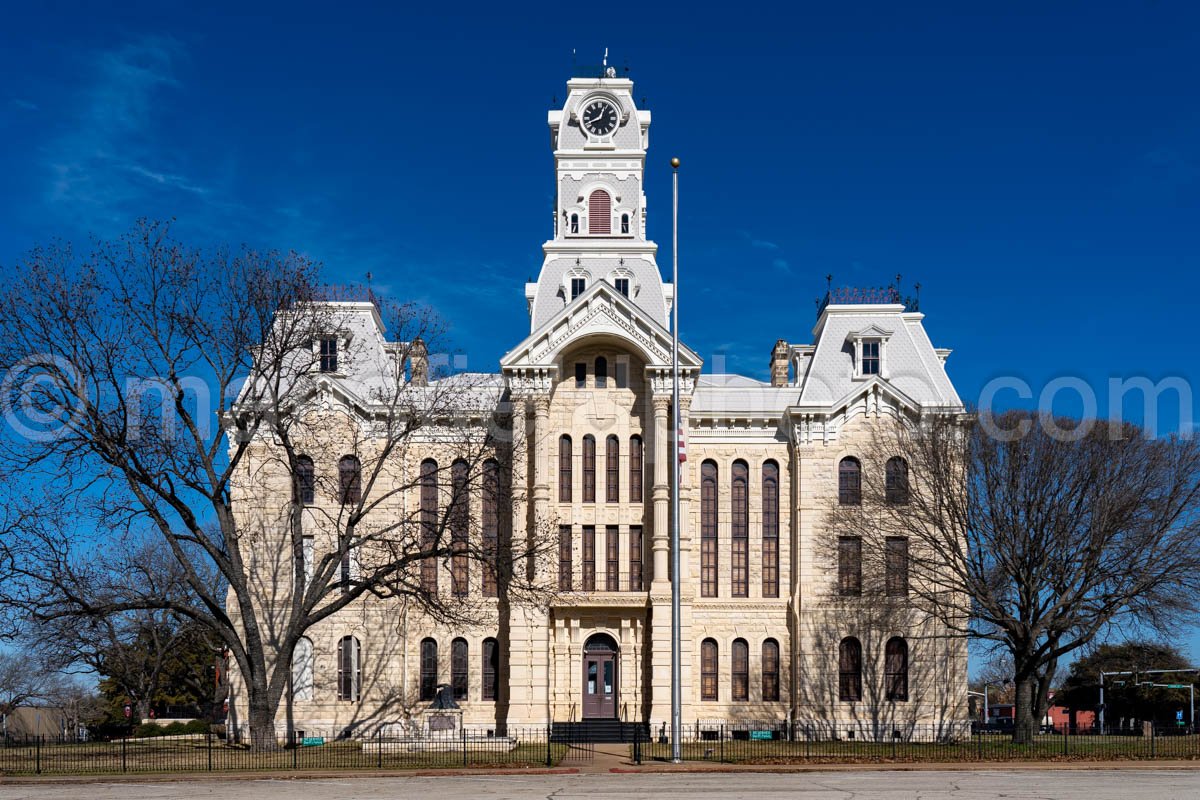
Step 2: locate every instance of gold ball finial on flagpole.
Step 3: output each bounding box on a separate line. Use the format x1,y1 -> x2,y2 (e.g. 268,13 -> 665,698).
670,157 -> 680,169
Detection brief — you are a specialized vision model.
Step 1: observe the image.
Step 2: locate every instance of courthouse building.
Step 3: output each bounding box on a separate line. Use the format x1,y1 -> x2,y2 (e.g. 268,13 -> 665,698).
233,71 -> 968,739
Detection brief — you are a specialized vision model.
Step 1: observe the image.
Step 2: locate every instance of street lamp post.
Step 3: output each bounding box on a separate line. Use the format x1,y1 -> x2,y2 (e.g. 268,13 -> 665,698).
670,156 -> 682,765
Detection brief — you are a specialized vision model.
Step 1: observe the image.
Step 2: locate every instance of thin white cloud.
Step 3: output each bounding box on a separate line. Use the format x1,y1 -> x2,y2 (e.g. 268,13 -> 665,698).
11,98 -> 38,111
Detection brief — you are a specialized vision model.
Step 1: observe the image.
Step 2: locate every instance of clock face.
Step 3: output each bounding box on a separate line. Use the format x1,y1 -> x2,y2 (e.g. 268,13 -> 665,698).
581,99 -> 619,137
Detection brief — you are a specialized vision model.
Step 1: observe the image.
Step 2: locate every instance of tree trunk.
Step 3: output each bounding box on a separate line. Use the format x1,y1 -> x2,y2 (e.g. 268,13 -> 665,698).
1013,675 -> 1039,745
247,698 -> 280,751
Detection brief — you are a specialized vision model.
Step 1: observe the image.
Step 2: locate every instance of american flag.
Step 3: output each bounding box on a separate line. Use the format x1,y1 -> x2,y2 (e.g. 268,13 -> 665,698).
678,427 -> 687,463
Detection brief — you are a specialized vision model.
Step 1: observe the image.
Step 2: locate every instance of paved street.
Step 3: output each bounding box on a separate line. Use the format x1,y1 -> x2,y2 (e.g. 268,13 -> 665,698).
2,770 -> 1199,800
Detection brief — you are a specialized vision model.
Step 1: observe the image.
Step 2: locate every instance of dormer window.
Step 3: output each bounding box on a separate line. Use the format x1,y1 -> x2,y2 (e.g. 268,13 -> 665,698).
319,337 -> 338,373
862,341 -> 880,375
614,277 -> 629,297
571,277 -> 586,300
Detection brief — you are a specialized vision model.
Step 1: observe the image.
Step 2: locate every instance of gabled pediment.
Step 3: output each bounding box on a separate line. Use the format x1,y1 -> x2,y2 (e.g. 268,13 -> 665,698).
848,323 -> 894,340
501,280 -> 701,371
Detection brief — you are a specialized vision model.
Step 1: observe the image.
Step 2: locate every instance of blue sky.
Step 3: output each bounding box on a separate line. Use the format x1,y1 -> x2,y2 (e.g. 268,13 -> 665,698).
1,1 -> 1199,663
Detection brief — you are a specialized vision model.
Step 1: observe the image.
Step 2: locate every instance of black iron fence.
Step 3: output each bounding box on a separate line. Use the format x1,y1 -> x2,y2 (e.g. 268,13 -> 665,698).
634,723 -> 1200,764
0,726 -> 568,776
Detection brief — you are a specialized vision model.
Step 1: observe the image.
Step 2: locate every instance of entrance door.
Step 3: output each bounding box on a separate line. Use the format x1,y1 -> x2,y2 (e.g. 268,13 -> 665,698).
582,634 -> 618,719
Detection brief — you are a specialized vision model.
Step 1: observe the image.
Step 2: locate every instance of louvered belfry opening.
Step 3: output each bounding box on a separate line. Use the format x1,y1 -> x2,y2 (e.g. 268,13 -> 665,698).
588,190 -> 611,234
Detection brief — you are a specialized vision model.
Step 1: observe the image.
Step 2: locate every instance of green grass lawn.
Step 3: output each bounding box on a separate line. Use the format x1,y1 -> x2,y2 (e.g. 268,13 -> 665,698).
637,733 -> 1200,764
0,736 -> 566,775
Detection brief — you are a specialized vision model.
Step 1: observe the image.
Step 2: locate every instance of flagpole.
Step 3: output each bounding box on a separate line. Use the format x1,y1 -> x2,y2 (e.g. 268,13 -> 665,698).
670,156 -> 682,764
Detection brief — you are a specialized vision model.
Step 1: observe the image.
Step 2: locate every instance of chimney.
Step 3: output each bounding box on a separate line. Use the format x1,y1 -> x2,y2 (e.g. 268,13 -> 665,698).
410,337 -> 428,387
770,339 -> 789,387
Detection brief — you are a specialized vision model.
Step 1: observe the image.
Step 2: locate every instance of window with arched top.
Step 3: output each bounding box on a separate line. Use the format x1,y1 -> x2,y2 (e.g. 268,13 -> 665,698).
338,455 -> 361,505
629,435 -> 643,503
621,213 -> 630,234
838,457 -> 861,505
701,639 -> 719,701
296,456 -> 315,505
419,638 -> 438,701
701,461 -> 718,597
732,638 -> 749,701
762,638 -> 780,702
420,459 -> 438,594
451,637 -> 468,701
292,636 -> 314,701
450,460 -> 469,597
886,457 -> 910,504
595,356 -> 608,388
582,435 -> 596,503
337,635 -> 361,701
482,459 -> 500,597
588,190 -> 611,234
731,460 -> 749,597
886,637 -> 909,701
482,637 -> 499,701
570,213 -> 579,234
559,435 -> 573,502
762,461 -> 779,598
839,637 -> 862,701
605,435 -> 619,502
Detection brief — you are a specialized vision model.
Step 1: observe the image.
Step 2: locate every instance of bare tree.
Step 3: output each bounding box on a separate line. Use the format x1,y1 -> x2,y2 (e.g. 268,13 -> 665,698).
829,410 -> 1200,744
0,221 -> 553,749
0,650 -> 65,738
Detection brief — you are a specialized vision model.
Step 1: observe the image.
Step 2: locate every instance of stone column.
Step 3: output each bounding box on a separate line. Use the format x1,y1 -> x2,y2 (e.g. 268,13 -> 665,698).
650,393 -> 671,586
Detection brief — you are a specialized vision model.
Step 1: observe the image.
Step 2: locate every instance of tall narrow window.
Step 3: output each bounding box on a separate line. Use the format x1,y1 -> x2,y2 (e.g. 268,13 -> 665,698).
838,457 -> 861,505
620,214 -> 630,234
731,460 -> 749,597
451,638 -> 468,701
420,459 -> 438,594
482,638 -> 499,701
629,435 -> 643,503
558,525 -> 573,590
482,459 -> 499,597
450,460 -> 469,597
839,637 -> 862,701
570,213 -> 579,234
885,637 -> 909,701
574,362 -> 586,388
628,525 -> 643,591
338,455 -> 361,505
732,638 -> 749,701
762,461 -> 779,598
559,435 -> 573,502
762,638 -> 780,702
701,461 -> 718,598
582,435 -> 596,503
605,525 -> 619,591
838,536 -> 862,596
296,456 -> 315,505
571,277 -> 585,299
886,457 -> 910,504
319,337 -> 338,372
292,637 -> 314,701
588,190 -> 611,234
337,635 -> 361,701
605,435 -> 619,502
861,341 -> 880,375
595,356 -> 608,388
420,638 -> 438,701
614,276 -> 629,296
886,537 -> 909,597
701,639 -> 718,701
582,525 -> 596,591
614,358 -> 628,388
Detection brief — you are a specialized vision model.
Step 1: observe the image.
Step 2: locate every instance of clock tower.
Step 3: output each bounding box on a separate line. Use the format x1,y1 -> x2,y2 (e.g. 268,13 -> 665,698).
526,72 -> 671,332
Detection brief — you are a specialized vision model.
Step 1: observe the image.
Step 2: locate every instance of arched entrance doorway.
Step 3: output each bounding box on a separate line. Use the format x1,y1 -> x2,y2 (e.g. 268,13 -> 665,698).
582,633 -> 618,719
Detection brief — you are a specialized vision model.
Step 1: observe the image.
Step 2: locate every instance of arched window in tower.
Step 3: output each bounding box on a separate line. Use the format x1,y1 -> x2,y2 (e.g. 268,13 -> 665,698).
570,213 -> 579,234
762,460 -> 780,598
588,190 -> 611,234
605,435 -> 619,502
701,460 -> 718,598
595,356 -> 608,388
582,435 -> 596,503
621,213 -> 630,234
